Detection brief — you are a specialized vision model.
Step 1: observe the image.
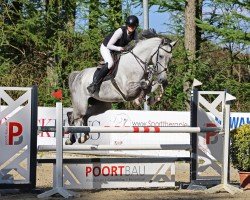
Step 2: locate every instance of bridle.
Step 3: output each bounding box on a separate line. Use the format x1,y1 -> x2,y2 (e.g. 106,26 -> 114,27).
128,38 -> 173,78
111,38 -> 173,101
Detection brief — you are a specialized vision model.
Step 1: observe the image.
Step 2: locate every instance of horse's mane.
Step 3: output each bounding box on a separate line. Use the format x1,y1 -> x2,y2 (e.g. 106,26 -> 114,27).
140,28 -> 158,39
135,29 -> 173,48
135,37 -> 161,48
140,29 -> 172,41
123,29 -> 173,51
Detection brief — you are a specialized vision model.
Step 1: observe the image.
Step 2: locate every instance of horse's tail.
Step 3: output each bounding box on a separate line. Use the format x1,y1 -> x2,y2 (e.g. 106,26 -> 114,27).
68,71 -> 80,91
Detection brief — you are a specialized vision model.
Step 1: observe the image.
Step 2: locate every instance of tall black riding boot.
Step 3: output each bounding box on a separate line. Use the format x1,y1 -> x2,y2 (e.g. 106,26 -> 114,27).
87,63 -> 109,94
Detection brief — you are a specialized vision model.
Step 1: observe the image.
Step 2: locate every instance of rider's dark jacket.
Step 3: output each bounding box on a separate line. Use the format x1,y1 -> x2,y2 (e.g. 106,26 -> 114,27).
103,26 -> 137,47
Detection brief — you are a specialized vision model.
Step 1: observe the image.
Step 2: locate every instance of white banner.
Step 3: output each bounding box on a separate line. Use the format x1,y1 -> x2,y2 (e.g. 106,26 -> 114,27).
55,163 -> 175,189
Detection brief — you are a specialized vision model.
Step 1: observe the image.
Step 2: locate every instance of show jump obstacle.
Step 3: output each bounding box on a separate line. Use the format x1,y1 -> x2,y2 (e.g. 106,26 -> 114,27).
0,86 -> 37,191
0,81 -> 243,198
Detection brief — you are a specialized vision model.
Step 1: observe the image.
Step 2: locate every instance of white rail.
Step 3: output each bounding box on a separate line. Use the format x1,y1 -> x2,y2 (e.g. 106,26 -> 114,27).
38,144 -> 192,151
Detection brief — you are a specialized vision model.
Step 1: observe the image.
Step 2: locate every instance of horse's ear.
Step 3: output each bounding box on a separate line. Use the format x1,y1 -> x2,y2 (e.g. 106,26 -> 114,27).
161,38 -> 167,45
170,41 -> 177,47
161,38 -> 172,45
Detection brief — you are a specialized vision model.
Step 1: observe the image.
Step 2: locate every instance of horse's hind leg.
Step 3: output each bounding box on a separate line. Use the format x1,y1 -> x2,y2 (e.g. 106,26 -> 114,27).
65,111 -> 76,145
65,110 -> 85,145
78,101 -> 111,144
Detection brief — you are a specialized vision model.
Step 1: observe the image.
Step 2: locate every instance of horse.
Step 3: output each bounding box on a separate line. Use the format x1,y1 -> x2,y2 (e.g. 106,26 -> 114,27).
66,37 -> 176,145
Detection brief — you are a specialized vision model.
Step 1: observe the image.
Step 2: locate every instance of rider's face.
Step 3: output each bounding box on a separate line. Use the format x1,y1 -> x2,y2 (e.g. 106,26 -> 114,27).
127,25 -> 136,34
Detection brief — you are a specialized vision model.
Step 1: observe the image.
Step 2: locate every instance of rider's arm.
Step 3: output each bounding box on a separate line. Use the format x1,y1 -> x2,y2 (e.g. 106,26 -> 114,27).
107,28 -> 124,52
125,31 -> 138,51
134,31 -> 139,43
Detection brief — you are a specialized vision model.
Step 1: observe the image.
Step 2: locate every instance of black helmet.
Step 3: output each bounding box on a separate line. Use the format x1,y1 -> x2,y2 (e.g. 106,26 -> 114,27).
126,15 -> 139,27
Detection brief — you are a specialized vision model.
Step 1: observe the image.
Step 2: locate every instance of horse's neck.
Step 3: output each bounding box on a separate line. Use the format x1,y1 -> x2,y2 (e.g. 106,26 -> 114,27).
116,53 -> 145,82
134,38 -> 161,60
132,42 -> 157,63
116,39 -> 160,80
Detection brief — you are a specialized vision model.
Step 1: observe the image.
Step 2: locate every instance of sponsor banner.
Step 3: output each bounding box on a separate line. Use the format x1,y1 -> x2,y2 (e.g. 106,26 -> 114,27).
97,110 -> 190,157
38,109 -> 191,157
55,163 -> 175,189
227,113 -> 249,129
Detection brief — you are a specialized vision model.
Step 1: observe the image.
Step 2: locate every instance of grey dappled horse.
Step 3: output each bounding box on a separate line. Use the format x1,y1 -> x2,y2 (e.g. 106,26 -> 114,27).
66,37 -> 176,145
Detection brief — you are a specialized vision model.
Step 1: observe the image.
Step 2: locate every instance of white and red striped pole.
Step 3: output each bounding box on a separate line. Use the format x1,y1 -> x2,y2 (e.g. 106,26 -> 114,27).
39,125 -> 221,133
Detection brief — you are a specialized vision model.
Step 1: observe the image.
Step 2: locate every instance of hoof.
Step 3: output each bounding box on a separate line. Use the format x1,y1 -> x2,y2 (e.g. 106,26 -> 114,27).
65,134 -> 76,145
147,96 -> 155,106
78,134 -> 90,143
65,139 -> 73,145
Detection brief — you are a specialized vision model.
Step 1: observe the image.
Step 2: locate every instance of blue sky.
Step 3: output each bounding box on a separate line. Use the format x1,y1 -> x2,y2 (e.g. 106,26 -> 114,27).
131,5 -> 171,34
75,5 -> 171,34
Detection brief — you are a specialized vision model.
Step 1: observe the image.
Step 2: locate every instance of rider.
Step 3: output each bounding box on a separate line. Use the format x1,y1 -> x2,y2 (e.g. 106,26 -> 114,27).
87,15 -> 139,94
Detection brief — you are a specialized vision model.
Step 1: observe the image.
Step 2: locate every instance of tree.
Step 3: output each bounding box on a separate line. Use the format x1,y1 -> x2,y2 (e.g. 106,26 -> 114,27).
108,0 -> 123,29
89,0 -> 100,30
184,0 -> 203,60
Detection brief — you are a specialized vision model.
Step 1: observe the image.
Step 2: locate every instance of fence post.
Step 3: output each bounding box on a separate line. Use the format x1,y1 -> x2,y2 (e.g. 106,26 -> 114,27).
37,102 -> 79,198
206,93 -> 243,194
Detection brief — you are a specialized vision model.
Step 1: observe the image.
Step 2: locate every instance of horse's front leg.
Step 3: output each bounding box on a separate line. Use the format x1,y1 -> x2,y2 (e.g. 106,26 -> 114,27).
132,80 -> 151,105
133,81 -> 163,106
147,83 -> 164,106
139,80 -> 151,90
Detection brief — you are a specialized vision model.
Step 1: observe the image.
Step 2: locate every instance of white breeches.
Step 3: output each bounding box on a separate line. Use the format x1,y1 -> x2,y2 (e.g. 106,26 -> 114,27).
100,43 -> 114,69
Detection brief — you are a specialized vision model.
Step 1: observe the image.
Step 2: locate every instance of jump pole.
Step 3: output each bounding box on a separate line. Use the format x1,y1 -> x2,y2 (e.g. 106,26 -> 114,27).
39,126 -> 221,133
38,144 -> 192,151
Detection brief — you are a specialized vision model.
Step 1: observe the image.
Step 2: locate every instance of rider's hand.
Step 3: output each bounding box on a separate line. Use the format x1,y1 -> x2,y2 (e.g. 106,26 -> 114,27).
119,47 -> 125,52
124,44 -> 133,52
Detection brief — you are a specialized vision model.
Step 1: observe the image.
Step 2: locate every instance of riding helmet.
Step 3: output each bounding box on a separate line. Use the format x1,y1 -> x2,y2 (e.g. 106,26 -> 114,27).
126,15 -> 139,27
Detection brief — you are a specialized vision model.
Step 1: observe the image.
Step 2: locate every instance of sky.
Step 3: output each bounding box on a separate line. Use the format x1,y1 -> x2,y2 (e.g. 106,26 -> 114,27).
75,5 -> 171,34
131,5 -> 171,34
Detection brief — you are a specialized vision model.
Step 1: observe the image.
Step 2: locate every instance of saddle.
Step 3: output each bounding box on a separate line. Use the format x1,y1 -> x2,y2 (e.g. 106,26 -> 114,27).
93,52 -> 121,82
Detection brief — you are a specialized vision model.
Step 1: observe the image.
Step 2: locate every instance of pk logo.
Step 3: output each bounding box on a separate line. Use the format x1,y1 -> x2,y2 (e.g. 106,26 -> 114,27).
6,122 -> 23,145
205,123 -> 218,145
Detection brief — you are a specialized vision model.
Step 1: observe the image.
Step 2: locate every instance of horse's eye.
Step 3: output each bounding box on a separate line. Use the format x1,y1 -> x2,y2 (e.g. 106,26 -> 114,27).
159,55 -> 164,59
